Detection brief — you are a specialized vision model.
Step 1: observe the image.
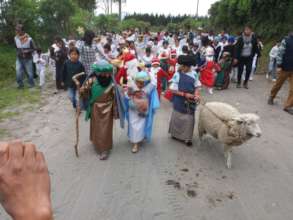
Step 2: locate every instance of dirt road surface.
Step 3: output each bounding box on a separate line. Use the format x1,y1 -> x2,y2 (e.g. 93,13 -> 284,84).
1,75 -> 293,220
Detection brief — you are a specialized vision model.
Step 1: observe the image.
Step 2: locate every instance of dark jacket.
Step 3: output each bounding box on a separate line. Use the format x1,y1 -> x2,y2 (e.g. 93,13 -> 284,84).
234,34 -> 259,60
62,60 -> 85,89
277,35 -> 293,71
50,46 -> 68,65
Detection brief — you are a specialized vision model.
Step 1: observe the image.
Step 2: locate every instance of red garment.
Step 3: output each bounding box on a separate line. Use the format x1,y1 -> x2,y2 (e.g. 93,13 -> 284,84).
200,61 -> 221,88
115,67 -> 127,85
115,52 -> 136,85
152,68 -> 168,99
168,58 -> 177,79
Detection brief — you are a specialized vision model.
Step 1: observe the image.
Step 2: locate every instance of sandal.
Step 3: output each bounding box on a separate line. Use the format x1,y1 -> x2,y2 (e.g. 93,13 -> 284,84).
132,144 -> 139,153
99,151 -> 109,160
185,141 -> 193,147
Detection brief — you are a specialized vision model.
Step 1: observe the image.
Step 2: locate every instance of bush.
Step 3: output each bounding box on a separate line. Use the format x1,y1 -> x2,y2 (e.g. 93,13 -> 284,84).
0,44 -> 16,86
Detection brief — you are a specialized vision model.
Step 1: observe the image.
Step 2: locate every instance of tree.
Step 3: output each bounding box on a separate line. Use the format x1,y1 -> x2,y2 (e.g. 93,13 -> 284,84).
0,0 -> 39,43
208,0 -> 293,39
93,14 -> 120,33
74,0 -> 96,12
120,19 -> 150,32
39,0 -> 75,42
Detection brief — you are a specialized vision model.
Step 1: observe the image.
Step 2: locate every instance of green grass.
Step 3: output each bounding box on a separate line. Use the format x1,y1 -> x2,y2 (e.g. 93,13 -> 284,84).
0,43 -> 15,86
0,86 -> 41,121
0,128 -> 10,139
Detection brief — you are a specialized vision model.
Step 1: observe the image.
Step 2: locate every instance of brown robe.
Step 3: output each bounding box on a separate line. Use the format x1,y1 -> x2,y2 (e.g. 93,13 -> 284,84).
89,86 -> 117,153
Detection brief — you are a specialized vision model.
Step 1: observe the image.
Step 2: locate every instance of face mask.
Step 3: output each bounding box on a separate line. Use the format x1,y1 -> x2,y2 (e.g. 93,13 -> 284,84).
97,75 -> 112,87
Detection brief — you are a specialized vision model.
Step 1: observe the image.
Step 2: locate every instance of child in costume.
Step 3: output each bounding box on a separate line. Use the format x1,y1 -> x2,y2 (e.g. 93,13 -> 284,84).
168,49 -> 178,79
215,52 -> 233,90
149,57 -> 169,99
159,51 -> 169,92
33,48 -> 47,89
168,55 -> 201,146
200,60 -> 221,94
125,71 -> 160,153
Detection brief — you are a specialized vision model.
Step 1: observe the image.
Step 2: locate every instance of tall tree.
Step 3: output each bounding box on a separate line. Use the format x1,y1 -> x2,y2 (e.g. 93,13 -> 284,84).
74,0 -> 96,12
39,0 -> 75,40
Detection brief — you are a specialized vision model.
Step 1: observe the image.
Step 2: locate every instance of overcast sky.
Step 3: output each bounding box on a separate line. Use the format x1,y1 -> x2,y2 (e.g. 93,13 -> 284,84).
125,0 -> 218,16
98,0 -> 219,16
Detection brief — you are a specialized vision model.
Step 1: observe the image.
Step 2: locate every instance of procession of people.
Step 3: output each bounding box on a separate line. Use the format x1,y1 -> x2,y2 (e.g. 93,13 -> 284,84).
12,24 -> 293,161
0,18 -> 291,220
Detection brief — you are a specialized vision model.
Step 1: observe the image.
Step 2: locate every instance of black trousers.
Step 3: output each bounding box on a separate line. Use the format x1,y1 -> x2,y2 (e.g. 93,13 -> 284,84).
55,63 -> 64,90
237,57 -> 253,84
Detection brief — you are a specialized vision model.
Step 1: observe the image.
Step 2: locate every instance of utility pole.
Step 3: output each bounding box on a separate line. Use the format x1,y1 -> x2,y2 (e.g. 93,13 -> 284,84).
118,0 -> 122,21
196,0 -> 199,18
110,0 -> 112,14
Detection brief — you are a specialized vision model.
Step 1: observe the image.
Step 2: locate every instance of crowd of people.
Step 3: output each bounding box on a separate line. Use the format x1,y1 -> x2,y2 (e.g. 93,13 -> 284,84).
13,24 -> 293,159
3,22 -> 293,220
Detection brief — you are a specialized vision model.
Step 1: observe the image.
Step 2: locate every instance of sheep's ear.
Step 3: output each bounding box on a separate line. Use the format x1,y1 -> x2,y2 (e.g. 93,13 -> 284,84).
231,116 -> 245,125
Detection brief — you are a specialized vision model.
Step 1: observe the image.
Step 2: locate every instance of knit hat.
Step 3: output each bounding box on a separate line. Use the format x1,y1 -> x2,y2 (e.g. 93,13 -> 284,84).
91,60 -> 113,74
170,49 -> 177,57
159,52 -> 169,60
152,57 -> 160,66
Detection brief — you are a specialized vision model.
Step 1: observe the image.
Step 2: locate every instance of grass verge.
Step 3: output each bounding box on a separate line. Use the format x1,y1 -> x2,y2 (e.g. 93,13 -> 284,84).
0,86 -> 40,121
0,44 -> 41,138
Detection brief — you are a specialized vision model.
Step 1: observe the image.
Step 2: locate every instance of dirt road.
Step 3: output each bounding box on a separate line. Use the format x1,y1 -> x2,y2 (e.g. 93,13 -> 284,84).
1,75 -> 293,220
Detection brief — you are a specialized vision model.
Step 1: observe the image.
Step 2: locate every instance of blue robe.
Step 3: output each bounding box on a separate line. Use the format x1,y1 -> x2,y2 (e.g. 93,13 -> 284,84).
125,85 -> 160,142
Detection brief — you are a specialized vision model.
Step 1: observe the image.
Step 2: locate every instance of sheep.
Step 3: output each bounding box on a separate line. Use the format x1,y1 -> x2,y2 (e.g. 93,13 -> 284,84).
198,102 -> 262,169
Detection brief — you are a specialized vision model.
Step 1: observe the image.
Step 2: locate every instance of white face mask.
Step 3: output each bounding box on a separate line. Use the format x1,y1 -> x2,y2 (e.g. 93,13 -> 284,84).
152,66 -> 159,71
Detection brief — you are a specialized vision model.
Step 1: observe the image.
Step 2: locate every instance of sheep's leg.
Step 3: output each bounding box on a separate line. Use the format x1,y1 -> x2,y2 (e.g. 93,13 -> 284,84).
224,146 -> 233,169
198,118 -> 205,140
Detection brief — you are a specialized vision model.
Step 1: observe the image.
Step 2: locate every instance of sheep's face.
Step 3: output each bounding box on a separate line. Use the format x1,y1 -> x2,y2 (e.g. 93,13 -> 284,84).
231,114 -> 262,140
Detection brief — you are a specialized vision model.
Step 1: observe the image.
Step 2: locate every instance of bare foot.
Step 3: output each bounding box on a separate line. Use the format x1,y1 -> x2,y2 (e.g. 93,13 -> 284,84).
0,141 -> 53,220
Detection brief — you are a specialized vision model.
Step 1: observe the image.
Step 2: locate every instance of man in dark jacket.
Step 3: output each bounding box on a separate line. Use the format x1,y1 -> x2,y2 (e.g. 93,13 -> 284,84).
234,25 -> 259,89
268,32 -> 293,115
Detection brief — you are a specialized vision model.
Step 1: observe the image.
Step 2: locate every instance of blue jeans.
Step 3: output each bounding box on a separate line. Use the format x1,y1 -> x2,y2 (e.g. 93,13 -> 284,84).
268,58 -> 277,79
68,88 -> 87,110
16,58 -> 35,87
68,88 -> 77,109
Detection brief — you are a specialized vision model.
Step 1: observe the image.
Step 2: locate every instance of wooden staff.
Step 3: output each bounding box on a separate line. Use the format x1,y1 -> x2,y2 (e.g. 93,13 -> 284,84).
72,72 -> 86,157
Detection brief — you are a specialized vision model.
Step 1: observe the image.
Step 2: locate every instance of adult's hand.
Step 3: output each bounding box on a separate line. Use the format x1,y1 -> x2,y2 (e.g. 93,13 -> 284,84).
0,141 -> 53,220
184,93 -> 195,100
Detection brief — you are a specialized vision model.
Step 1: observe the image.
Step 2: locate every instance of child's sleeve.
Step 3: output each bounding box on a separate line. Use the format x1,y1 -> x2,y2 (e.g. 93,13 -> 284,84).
194,72 -> 202,88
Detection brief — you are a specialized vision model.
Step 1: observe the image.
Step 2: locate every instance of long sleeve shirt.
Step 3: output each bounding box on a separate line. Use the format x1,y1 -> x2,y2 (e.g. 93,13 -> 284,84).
276,39 -> 286,66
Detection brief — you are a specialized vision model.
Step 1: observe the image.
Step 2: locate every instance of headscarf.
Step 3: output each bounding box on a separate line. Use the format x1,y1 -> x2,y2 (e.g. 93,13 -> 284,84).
91,60 -> 113,74
134,71 -> 150,82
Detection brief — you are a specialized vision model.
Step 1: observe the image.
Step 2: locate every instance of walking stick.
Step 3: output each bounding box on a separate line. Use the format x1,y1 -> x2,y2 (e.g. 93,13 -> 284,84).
72,72 -> 86,157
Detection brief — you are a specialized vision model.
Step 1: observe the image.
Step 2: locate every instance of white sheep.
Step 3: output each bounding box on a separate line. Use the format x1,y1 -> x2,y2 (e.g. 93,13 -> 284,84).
198,102 -> 262,168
